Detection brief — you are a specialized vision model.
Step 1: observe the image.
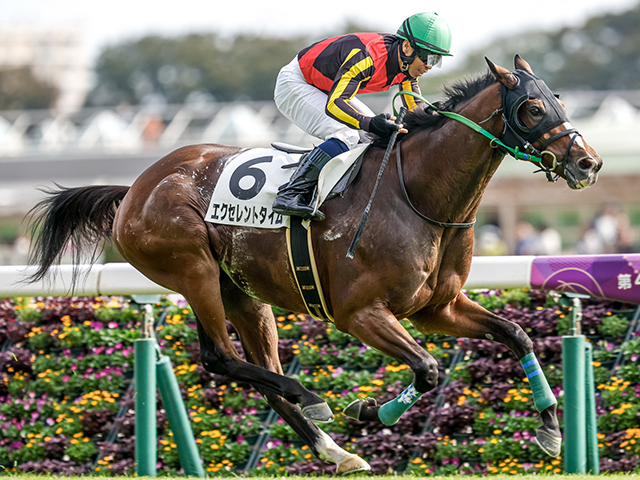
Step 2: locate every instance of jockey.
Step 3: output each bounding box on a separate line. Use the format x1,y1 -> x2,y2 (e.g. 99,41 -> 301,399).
272,12 -> 453,221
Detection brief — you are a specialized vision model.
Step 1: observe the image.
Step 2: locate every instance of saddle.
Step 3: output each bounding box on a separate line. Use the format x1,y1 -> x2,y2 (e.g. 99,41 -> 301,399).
271,142 -> 366,200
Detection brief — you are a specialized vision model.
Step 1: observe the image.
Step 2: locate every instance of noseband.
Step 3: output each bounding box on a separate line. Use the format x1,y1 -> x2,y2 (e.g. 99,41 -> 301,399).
500,70 -> 581,182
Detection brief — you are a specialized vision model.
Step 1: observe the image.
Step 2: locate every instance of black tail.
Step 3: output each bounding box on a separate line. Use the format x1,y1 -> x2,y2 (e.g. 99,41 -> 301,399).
26,184 -> 130,284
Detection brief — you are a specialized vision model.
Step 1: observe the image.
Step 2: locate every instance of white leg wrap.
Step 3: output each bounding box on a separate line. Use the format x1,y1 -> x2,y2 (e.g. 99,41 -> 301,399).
314,430 -> 371,474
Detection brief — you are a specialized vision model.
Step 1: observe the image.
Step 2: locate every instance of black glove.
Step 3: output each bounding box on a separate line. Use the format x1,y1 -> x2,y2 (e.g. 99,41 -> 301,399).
367,113 -> 399,138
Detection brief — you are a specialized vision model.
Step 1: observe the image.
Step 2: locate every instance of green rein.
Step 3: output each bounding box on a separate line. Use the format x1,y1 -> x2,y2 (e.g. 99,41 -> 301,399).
392,90 -> 555,168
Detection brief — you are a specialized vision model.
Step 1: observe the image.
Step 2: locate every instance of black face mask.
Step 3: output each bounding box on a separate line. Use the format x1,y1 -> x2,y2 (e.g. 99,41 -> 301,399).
501,69 -> 573,152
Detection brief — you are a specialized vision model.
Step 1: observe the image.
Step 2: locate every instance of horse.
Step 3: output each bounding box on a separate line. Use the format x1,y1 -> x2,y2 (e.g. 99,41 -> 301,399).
26,56 -> 602,474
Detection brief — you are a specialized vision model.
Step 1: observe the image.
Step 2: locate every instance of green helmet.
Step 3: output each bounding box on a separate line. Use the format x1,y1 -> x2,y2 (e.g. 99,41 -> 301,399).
396,12 -> 453,56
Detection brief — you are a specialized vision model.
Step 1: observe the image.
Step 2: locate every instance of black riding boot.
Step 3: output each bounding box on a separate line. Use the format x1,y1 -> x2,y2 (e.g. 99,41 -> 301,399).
272,147 -> 333,221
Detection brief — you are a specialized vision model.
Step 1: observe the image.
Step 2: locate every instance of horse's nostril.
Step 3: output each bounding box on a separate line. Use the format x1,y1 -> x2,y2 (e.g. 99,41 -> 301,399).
579,157 -> 596,171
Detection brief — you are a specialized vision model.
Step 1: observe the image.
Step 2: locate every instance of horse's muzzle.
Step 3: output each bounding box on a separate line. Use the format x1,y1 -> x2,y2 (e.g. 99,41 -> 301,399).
565,155 -> 600,190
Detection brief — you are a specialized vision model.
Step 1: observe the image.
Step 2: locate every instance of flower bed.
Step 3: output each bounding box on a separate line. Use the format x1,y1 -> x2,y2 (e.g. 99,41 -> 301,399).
0,291 -> 639,476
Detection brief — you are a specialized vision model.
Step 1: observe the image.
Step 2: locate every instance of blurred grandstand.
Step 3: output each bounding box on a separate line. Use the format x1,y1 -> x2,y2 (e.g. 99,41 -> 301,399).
1,89 -> 639,263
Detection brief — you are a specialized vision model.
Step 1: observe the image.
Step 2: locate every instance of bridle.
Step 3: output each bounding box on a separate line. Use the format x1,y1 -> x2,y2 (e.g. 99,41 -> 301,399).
391,69 -> 588,228
499,69 -> 582,182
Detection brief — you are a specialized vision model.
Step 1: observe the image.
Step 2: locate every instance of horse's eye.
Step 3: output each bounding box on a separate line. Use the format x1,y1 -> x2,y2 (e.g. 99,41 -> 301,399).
530,106 -> 544,117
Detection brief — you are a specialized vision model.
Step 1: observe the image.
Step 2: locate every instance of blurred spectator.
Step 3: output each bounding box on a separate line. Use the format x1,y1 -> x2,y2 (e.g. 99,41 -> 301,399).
537,222 -> 562,255
515,221 -> 563,256
475,224 -> 509,256
593,203 -> 619,252
515,221 -> 538,255
615,212 -> 636,253
575,203 -> 636,254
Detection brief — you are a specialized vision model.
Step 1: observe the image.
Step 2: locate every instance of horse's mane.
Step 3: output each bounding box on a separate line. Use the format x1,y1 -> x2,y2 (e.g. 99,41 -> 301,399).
373,71 -> 497,147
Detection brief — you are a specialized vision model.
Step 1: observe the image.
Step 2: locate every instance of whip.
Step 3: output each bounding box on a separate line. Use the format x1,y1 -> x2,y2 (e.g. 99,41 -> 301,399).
346,107 -> 407,259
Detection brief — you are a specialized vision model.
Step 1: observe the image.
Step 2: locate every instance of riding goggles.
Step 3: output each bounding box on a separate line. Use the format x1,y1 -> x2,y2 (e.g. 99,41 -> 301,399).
416,49 -> 443,68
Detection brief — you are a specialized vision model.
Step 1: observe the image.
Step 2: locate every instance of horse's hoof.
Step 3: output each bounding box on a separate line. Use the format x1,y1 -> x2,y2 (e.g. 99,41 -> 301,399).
302,402 -> 334,423
535,428 -> 562,457
343,399 -> 365,420
342,397 -> 378,420
336,454 -> 371,475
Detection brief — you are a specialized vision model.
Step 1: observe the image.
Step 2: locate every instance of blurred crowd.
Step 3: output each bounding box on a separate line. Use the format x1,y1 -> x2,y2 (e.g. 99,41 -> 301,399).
475,203 -> 637,256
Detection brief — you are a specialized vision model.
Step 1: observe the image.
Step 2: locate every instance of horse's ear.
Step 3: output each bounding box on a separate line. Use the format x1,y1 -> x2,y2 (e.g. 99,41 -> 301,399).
514,54 -> 534,74
485,57 -> 518,89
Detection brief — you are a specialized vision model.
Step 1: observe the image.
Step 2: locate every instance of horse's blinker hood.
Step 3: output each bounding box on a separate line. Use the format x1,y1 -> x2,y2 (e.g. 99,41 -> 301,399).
501,69 -> 573,151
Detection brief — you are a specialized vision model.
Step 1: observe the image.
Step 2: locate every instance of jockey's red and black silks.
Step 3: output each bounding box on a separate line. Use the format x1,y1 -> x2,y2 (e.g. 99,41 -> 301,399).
297,33 -> 421,130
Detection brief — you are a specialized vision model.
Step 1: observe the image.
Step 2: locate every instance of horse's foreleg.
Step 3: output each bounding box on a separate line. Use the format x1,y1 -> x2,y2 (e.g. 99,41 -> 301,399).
335,304 -> 438,426
409,292 -> 561,457
223,289 -> 370,474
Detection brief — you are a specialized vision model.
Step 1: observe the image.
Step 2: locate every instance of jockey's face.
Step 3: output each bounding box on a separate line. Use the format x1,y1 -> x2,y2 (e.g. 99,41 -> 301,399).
400,40 -> 433,79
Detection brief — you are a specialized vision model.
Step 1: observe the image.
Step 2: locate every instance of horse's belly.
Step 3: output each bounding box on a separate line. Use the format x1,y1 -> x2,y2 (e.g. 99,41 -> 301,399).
216,226 -> 306,310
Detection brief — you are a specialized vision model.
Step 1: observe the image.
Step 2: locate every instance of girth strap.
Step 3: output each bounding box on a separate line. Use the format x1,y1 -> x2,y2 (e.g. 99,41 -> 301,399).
285,217 -> 334,322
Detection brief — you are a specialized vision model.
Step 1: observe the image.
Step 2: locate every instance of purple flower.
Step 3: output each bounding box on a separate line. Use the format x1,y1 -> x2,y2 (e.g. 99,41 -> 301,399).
108,322 -> 118,329
46,417 -> 55,426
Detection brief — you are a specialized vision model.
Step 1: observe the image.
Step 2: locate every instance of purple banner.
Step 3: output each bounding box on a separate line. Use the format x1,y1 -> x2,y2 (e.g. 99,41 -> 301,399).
531,254 -> 640,304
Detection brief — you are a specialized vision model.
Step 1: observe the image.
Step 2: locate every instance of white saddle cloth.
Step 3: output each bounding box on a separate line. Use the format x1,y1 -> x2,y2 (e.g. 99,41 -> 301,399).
206,144 -> 368,228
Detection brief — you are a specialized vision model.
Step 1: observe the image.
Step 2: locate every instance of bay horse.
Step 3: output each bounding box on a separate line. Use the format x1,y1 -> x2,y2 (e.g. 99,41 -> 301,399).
27,56 -> 601,474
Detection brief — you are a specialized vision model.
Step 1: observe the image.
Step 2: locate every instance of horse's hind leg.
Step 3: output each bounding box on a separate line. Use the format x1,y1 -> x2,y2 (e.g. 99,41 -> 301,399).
186,265 -> 331,420
220,280 -> 370,474
409,292 -> 561,457
130,249 -> 328,417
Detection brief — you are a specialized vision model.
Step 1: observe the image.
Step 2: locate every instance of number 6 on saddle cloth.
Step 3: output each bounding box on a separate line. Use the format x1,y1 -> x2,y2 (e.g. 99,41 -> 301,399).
205,144 -> 369,229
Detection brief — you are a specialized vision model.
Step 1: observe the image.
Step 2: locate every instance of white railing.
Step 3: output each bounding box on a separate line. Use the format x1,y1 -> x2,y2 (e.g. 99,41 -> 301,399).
0,257 -> 534,297
1,255 -> 638,304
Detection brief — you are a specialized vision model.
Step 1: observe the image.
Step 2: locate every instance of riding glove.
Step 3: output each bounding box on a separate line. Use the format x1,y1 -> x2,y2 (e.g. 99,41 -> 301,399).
367,113 -> 399,138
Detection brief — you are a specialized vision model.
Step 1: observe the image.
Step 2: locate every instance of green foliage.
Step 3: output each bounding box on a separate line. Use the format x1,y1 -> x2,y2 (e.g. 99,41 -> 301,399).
86,33 -> 309,106
468,288 -> 532,310
597,314 -> 630,337
446,2 -> 640,91
0,66 -> 58,109
65,437 -> 97,463
16,306 -> 43,323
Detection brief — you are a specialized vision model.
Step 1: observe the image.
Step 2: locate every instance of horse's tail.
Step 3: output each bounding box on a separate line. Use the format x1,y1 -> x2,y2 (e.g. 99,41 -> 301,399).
26,184 -> 130,284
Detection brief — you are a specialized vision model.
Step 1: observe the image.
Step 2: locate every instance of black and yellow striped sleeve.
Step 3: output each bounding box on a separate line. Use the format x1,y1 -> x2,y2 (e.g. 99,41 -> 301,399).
325,49 -> 375,130
398,78 -> 423,111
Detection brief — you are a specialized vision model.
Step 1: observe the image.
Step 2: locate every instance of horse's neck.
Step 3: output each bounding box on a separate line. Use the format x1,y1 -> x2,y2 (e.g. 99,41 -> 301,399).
401,85 -> 505,225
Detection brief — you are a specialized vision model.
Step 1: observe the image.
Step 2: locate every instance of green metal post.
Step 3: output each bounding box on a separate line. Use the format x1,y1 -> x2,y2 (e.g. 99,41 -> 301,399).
563,334 -> 586,473
157,355 -> 206,477
584,342 -> 600,474
562,294 -> 587,474
135,338 -> 157,477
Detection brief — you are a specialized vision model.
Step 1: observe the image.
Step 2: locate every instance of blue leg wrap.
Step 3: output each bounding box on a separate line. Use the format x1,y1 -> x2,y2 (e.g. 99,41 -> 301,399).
377,383 -> 423,426
520,352 -> 557,412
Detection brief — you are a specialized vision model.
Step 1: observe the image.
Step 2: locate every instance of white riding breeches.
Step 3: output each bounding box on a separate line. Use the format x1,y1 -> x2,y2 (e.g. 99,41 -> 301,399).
274,56 -> 374,150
